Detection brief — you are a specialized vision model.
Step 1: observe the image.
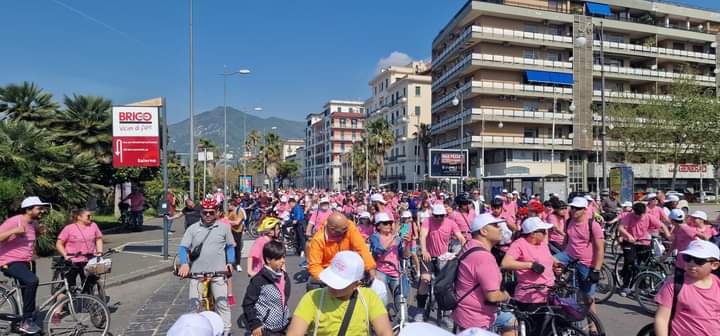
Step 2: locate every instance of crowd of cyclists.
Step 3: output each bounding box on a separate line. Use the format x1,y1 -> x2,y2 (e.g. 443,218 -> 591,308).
2,185 -> 720,336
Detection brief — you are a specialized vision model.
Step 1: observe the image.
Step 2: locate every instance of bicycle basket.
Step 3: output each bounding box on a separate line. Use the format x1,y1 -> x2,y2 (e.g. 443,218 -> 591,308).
550,291 -> 590,321
84,257 -> 112,275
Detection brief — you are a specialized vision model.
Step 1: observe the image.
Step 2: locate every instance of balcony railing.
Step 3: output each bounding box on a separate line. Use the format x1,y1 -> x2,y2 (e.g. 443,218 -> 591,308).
592,40 -> 715,61
433,80 -> 573,110
437,135 -> 573,149
592,64 -> 716,83
432,108 -> 573,132
592,90 -> 672,101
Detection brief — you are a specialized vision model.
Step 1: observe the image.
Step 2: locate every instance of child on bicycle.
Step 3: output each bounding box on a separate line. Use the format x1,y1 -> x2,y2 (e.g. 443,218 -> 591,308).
369,213 -> 412,313
241,240 -> 290,336
247,217 -> 281,278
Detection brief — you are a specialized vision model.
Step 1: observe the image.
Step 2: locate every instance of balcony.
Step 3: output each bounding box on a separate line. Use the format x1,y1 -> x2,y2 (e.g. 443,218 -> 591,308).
381,174 -> 406,182
433,81 -> 573,111
592,64 -> 716,85
432,26 -> 573,69
436,135 -> 573,150
432,108 -> 573,134
592,90 -> 672,102
592,40 -> 715,64
434,53 -> 572,90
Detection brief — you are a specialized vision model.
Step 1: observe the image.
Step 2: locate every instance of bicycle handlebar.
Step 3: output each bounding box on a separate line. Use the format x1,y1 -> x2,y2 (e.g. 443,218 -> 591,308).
184,271 -> 231,279
65,248 -> 119,258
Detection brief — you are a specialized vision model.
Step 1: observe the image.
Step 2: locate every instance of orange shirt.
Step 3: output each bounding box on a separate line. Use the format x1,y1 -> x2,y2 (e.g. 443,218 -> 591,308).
307,221 -> 376,281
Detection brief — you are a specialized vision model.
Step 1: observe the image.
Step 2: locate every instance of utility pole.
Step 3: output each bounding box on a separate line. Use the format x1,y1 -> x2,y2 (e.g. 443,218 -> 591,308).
188,0 -> 195,201
600,21 -> 608,191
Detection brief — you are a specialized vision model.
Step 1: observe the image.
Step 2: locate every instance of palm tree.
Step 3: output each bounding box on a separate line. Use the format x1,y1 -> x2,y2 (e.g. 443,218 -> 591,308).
244,129 -> 261,155
0,82 -> 58,124
51,94 -> 113,163
416,123 -> 432,174
366,118 -> 394,187
254,133 -> 282,183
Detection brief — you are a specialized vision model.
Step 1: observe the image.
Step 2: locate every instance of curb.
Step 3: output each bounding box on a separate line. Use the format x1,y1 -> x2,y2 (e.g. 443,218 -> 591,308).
105,262 -> 174,289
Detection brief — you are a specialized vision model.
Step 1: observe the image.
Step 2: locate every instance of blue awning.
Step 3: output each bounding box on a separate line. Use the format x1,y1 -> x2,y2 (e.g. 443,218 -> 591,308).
525,70 -> 574,86
586,2 -> 612,17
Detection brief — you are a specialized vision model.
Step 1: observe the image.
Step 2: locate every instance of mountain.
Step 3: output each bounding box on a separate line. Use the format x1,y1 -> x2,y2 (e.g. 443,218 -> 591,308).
168,106 -> 306,153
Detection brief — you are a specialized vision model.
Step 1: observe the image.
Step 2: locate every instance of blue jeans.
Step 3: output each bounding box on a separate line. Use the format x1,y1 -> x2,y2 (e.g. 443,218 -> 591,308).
377,271 -> 410,310
553,252 -> 597,296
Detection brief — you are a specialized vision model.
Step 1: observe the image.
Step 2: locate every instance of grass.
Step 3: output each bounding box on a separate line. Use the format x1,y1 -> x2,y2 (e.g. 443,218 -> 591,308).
94,214 -> 120,230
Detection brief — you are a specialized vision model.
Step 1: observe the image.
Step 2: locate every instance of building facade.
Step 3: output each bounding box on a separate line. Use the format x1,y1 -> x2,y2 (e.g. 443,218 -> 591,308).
365,61 -> 433,191
304,100 -> 365,190
282,138 -> 305,160
431,0 -> 719,196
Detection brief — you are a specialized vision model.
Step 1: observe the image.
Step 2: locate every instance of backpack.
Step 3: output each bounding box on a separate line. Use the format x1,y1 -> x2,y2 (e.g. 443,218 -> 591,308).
433,246 -> 484,311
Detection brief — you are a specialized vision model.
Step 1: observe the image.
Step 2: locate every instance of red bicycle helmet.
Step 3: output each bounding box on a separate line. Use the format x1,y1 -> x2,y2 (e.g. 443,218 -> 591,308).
201,198 -> 217,210
528,200 -> 544,214
517,207 -> 529,217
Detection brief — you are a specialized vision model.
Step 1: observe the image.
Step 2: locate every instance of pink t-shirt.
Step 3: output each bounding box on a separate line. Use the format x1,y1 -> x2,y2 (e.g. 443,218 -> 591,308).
564,215 -> 603,267
374,234 -> 401,277
546,213 -> 565,245
357,224 -> 375,240
506,238 -> 555,303
421,217 -> 460,257
621,214 -> 662,246
249,236 -> 271,275
308,209 -> 331,231
57,222 -> 102,263
674,224 -> 718,269
655,274 -> 720,336
452,240 -> 500,329
503,200 -> 517,219
646,205 -> 668,223
449,210 -> 475,241
0,215 -> 37,266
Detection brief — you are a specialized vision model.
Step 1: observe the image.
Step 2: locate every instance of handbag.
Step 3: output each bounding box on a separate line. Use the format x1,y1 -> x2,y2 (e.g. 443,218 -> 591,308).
190,226 -> 214,262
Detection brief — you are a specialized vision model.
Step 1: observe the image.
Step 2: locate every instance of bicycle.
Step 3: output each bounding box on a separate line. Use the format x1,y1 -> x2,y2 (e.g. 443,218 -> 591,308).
498,282 -> 605,336
556,256 -> 615,305
388,258 -> 412,335
0,263 -> 111,335
185,271 -> 230,312
422,255 -> 453,329
555,260 -> 608,335
50,249 -> 117,304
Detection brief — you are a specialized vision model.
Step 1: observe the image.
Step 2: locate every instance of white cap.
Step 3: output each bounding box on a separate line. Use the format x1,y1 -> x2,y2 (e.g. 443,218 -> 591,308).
319,251 -> 365,289
358,211 -> 371,219
501,189 -> 508,194
398,322 -> 499,336
512,190 -> 519,195
374,212 -> 392,224
20,196 -> 49,209
569,197 -> 588,208
669,209 -> 685,221
280,195 -> 288,202
167,313 -> 216,336
431,204 -> 447,216
198,311 -> 223,336
645,192 -> 657,200
471,213 -> 504,232
584,194 -> 594,202
521,217 -> 554,234
690,210 -> 708,221
400,211 -> 412,219
319,197 -> 330,204
621,201 -> 633,208
681,240 -> 720,260
667,195 -> 680,202
370,193 -> 386,204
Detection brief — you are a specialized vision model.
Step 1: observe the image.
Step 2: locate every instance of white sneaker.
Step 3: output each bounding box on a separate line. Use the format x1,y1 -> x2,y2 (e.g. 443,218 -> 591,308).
300,251 -> 305,257
235,265 -> 243,272
619,288 -> 632,297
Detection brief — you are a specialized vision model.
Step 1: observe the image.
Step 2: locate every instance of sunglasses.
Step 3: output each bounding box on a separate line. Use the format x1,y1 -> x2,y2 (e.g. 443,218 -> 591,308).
533,229 -> 548,235
377,221 -> 393,226
201,211 -> 216,216
682,254 -> 717,266
569,207 -> 584,211
433,215 -> 445,218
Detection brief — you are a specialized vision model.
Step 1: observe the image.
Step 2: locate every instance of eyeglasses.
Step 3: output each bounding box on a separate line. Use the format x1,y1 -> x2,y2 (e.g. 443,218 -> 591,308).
201,211 -> 216,216
682,254 -> 717,266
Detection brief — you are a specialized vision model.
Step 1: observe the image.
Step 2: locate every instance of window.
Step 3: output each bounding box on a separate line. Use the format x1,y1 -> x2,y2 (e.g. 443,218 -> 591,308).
547,51 -> 560,62
415,86 -> 421,96
351,119 -> 357,127
523,128 -> 539,138
524,102 -> 539,112
524,24 -> 538,33
415,106 -> 421,116
337,107 -> 342,112
349,107 -> 354,113
523,50 -> 537,59
673,42 -> 685,51
403,88 -> 407,96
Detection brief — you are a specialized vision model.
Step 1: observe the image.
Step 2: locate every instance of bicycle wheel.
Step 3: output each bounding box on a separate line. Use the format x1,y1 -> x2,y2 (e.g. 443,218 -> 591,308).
0,283 -> 19,317
554,318 -> 590,336
85,277 -> 108,304
44,293 -> 110,336
613,254 -> 625,288
594,265 -> 615,304
634,272 -> 664,315
582,311 -> 606,336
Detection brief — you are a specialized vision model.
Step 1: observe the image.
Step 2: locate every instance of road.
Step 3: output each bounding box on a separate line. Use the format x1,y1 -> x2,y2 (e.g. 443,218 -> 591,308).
97,203 -> 720,335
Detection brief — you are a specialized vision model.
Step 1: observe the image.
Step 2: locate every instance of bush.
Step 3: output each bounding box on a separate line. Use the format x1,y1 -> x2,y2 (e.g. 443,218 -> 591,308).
0,179 -> 24,220
36,209 -> 67,257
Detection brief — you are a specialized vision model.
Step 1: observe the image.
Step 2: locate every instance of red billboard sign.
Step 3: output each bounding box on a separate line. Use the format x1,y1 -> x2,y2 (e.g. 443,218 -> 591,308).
112,106 -> 160,167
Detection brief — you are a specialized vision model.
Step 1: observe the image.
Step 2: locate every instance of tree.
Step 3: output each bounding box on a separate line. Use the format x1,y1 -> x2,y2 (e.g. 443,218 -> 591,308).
416,123 -> 432,175
252,132 -> 283,188
51,94 -> 113,163
366,118 -> 394,187
244,129 -> 261,155
0,82 -> 58,124
277,160 -> 300,187
697,98 -> 720,198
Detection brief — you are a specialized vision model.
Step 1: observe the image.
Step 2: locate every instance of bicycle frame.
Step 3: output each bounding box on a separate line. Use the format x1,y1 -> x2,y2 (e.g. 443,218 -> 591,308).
1,276 -> 81,322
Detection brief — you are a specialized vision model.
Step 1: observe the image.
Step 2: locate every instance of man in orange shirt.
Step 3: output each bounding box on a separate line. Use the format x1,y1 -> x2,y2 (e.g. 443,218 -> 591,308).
306,212 -> 376,291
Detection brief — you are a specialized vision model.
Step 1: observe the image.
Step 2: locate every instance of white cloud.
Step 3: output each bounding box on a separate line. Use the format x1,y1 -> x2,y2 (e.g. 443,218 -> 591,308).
376,51 -> 414,72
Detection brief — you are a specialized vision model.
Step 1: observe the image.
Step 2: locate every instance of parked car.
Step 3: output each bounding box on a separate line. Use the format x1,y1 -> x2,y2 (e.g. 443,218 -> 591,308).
693,192 -> 717,202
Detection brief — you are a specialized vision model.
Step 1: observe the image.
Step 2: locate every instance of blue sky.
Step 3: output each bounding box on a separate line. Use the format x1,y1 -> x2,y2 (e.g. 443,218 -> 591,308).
2,0 -> 719,123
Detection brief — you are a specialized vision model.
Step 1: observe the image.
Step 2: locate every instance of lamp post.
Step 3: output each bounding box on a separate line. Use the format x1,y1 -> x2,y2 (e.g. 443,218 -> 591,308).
188,0 -> 195,201
576,21 -> 608,190
452,94 -> 465,192
221,66 -> 250,211
365,135 -> 369,191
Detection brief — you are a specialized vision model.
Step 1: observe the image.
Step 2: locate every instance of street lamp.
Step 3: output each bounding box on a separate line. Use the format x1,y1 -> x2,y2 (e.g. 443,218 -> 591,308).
221,65 -> 250,211
452,95 -> 465,192
575,21 -> 608,190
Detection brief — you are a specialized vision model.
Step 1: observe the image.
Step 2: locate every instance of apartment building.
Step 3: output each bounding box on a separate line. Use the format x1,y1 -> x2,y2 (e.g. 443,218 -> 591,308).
431,0 -> 719,195
282,138 -> 305,160
285,146 -> 305,188
365,61 -> 433,191
304,100 -> 365,190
